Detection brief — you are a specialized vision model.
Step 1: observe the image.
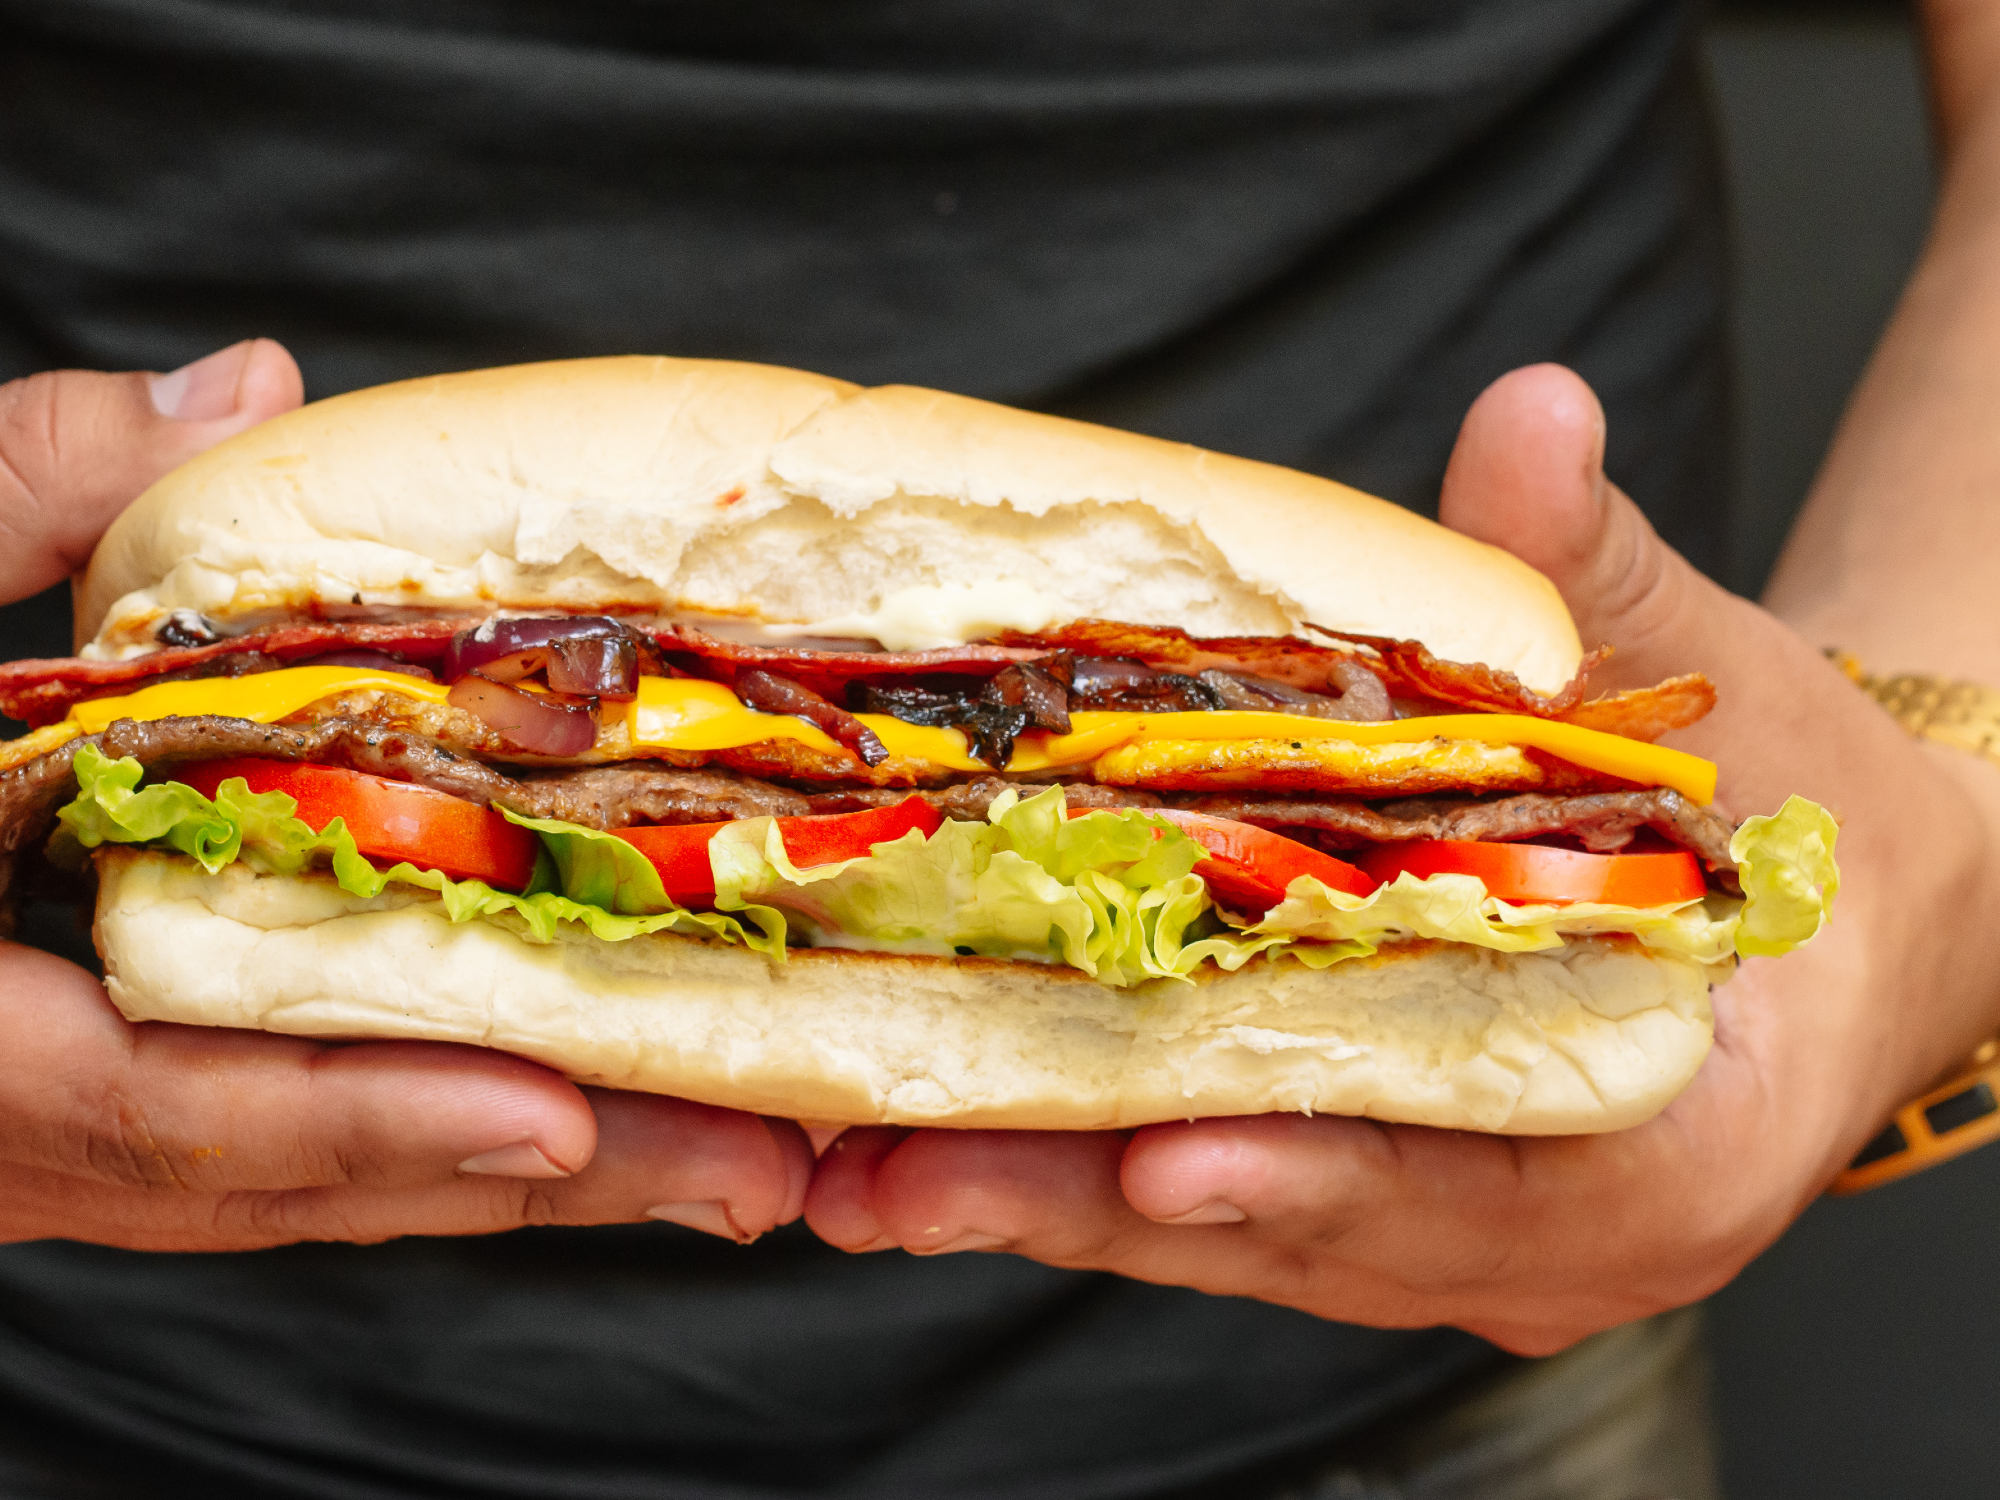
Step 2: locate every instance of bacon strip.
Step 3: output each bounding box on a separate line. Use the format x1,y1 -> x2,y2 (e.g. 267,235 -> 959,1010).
647,625 -> 1041,696
1560,675 -> 1717,743
1308,628 -> 1610,716
995,620 -> 1378,694
0,621 -> 474,726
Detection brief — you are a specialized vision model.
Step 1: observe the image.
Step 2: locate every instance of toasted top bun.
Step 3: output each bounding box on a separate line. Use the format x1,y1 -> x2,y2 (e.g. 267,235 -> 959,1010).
81,356 -> 1584,693
97,849 -> 1717,1134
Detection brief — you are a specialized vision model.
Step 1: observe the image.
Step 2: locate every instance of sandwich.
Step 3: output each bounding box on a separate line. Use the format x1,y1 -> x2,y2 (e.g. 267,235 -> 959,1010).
0,357 -> 1838,1133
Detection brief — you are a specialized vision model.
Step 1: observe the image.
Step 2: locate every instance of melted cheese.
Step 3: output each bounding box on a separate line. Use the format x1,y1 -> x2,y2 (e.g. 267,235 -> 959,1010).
69,667 -> 451,734
47,667 -> 1717,802
628,677 -> 841,754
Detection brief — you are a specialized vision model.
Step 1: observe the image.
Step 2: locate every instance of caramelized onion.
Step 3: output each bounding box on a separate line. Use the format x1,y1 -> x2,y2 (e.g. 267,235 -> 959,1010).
1196,668 -> 1386,720
546,637 -> 639,700
445,617 -> 633,682
442,616 -> 641,700
1069,657 -> 1221,713
447,673 -> 597,756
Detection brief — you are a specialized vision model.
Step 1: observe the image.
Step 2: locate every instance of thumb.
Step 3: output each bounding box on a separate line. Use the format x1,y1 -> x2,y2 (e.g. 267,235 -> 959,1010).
0,339 -> 304,603
1437,362 -> 1745,694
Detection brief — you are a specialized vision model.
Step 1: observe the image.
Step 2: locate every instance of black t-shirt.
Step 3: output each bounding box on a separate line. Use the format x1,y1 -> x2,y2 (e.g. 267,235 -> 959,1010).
0,2 -> 1729,1495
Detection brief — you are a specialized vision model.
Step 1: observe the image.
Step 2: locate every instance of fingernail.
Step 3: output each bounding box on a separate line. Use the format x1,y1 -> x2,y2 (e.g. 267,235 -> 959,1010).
457,1140 -> 570,1179
911,1230 -> 1010,1255
149,340 -> 254,420
1160,1200 -> 1248,1226
648,1200 -> 757,1244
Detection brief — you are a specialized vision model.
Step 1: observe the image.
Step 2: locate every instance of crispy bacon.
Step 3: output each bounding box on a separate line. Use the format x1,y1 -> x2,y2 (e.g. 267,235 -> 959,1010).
1561,675 -> 1718,743
1308,628 -> 1610,716
647,625 -> 1040,697
996,620 -> 1379,695
1014,621 -> 1713,739
0,620 -> 474,726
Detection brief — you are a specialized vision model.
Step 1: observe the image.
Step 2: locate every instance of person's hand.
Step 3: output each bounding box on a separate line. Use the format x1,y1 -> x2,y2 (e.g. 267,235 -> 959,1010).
0,343 -> 812,1250
804,363 -> 2000,1353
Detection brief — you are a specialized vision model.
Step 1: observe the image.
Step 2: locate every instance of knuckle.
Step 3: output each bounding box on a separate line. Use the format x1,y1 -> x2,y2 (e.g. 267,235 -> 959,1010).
62,1089 -> 187,1191
208,1188 -> 381,1249
0,370 -> 61,496
495,1179 -> 568,1229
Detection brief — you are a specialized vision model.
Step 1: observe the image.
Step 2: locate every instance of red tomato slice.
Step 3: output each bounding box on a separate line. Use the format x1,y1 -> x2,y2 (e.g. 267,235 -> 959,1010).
175,757 -> 542,890
1357,840 -> 1707,906
1080,808 -> 1376,913
616,796 -> 945,906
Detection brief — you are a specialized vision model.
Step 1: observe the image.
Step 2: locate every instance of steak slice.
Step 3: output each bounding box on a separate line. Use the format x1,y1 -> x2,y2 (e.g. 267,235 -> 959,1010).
1179,787 -> 1740,874
801,779 -> 1161,820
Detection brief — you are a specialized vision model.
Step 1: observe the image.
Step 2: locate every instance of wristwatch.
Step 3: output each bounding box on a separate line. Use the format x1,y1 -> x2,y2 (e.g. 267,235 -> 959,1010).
1827,652 -> 2000,1193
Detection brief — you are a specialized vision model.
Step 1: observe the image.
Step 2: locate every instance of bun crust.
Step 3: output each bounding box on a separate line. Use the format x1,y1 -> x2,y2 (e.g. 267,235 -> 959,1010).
81,357 -> 1583,692
96,849 -> 1716,1134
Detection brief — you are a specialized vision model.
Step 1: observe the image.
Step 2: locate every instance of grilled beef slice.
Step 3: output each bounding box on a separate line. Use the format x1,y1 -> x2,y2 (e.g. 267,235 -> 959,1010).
1181,788 -> 1739,874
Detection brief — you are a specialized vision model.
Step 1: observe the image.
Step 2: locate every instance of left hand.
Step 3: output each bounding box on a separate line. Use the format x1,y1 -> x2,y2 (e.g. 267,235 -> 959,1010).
803,364 -> 2000,1354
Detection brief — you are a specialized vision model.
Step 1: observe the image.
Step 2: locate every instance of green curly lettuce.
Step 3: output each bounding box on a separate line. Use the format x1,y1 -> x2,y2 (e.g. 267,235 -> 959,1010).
1239,792 -> 1840,966
707,788 -> 1282,985
55,748 -> 1839,984
1729,794 -> 1841,956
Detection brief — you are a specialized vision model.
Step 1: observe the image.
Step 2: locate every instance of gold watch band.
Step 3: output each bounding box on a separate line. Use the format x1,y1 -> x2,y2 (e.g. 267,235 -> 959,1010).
1828,650 -> 2000,1193
1829,650 -> 2000,769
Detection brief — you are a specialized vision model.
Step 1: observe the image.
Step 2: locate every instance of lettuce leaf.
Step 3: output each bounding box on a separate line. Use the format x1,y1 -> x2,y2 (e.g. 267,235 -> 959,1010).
55,745 -> 784,952
55,748 -> 1839,983
1240,792 -> 1839,965
1730,794 -> 1841,957
707,788 -> 1284,985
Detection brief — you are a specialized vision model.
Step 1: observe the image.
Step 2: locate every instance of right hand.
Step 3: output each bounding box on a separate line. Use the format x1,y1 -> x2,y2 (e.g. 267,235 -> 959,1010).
0,343 -> 811,1249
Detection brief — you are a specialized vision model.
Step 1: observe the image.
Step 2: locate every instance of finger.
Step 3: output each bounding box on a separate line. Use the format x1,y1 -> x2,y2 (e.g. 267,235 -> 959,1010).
0,338 -> 303,599
1438,363 -> 1750,693
812,1128 -> 1147,1261
805,1125 -> 912,1250
7,1092 -> 815,1252
0,943 -> 598,1198
1434,363 -> 1887,807
540,1090 -> 814,1242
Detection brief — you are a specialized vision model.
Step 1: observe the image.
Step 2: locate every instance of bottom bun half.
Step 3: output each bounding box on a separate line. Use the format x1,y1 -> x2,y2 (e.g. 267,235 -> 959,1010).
94,848 -> 1718,1134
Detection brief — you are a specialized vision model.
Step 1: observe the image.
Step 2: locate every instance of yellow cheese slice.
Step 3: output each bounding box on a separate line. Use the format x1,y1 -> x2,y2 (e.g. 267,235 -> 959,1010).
69,666 -> 451,734
49,668 -> 1716,802
628,677 -> 841,754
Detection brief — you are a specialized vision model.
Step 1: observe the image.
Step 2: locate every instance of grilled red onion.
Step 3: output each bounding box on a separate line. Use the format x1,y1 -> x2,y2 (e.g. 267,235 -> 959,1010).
1195,666 -> 1392,722
736,670 -> 889,766
1326,660 -> 1394,721
443,616 -> 639,699
1069,657 -> 1221,712
983,659 -> 1072,733
447,673 -> 598,756
295,649 -> 436,681
545,636 -> 639,700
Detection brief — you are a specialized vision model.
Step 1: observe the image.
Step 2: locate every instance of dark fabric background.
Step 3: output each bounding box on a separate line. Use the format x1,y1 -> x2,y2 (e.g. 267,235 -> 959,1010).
0,2 -> 1730,1495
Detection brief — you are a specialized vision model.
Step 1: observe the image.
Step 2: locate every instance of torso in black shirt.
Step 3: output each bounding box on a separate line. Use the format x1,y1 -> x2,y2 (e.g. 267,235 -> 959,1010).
0,2 -> 1728,1495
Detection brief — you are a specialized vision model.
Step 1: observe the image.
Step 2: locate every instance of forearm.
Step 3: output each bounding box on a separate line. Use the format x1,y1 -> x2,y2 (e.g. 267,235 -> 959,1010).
1763,1 -> 2000,683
